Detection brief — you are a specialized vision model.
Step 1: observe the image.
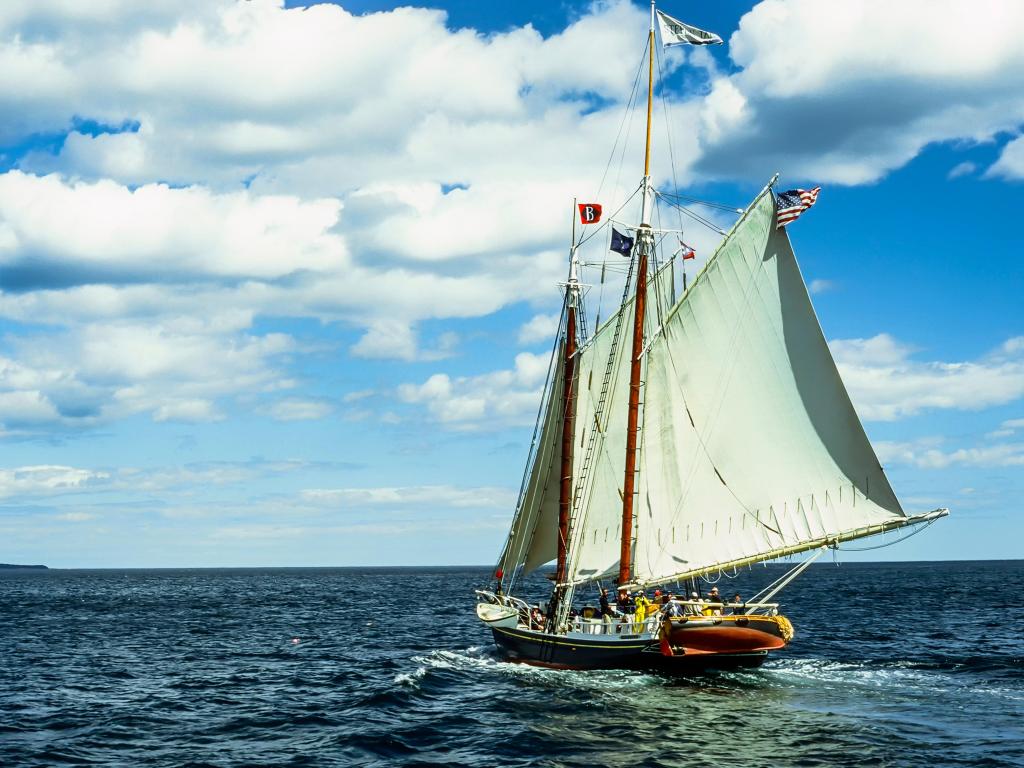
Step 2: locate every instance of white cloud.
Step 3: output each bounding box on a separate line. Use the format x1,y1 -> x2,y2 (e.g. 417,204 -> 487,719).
267,398 -> 332,422
986,134 -> 1024,180
832,334 -> 1024,421
0,465 -> 109,498
301,484 -> 513,509
153,399 -> 221,423
948,161 -> 976,180
877,439 -> 1024,469
0,171 -> 346,283
693,0 -> 1024,184
808,278 -> 834,295
518,312 -> 560,346
0,319 -> 294,433
398,351 -> 550,429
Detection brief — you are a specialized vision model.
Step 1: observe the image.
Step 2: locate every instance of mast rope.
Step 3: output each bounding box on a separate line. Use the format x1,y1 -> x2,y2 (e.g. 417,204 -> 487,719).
654,36 -> 690,277
658,190 -> 745,213
655,192 -> 730,235
577,184 -> 643,248
585,40 -> 649,250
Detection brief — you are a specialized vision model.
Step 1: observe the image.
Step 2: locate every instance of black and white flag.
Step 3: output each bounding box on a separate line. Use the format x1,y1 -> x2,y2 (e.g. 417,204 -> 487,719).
656,10 -> 723,47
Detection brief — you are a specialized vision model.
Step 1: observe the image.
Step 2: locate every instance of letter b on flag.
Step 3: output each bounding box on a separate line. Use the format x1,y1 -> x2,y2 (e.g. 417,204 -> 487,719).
578,203 -> 602,224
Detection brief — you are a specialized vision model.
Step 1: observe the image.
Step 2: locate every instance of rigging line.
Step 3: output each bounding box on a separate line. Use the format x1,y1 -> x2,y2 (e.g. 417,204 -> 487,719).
658,190 -> 745,213
503,297 -> 568,594
655,253 -> 785,541
562,248 -> 637,589
593,39 -> 648,212
577,184 -> 643,249
656,193 -> 729,235
654,39 -> 688,257
721,230 -> 851,538
583,38 -> 650,253
835,517 -> 939,551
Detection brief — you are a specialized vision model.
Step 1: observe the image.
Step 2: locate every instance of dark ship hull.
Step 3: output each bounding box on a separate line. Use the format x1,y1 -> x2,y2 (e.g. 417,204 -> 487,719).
487,614 -> 790,673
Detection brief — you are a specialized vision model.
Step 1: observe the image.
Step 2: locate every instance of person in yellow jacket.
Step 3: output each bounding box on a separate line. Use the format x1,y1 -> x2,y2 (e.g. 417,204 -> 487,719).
633,591 -> 651,632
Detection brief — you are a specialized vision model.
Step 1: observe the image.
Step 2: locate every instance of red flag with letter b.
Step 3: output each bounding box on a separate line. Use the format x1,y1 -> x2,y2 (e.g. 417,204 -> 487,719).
578,203 -> 602,224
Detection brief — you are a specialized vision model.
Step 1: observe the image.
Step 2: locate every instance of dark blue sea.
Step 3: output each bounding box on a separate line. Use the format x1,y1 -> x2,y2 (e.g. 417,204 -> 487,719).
1,561 -> 1021,767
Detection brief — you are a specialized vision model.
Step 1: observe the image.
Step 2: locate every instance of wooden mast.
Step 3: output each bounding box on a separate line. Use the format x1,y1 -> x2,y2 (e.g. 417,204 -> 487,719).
618,1 -> 656,588
556,230 -> 580,585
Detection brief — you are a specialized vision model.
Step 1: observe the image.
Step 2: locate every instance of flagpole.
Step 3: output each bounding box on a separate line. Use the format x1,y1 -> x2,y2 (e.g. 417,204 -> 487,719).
618,0 -> 657,589
643,0 -> 655,183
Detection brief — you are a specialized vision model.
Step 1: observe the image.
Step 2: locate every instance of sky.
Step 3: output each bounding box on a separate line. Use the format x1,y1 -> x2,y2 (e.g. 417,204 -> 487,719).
0,0 -> 1021,568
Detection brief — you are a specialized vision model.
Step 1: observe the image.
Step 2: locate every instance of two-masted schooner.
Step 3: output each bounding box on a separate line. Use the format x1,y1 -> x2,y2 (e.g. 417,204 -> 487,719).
475,1 -> 947,672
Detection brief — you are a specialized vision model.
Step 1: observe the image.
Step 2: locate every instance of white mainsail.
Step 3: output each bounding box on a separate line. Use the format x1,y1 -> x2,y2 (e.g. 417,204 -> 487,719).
632,187 -> 906,585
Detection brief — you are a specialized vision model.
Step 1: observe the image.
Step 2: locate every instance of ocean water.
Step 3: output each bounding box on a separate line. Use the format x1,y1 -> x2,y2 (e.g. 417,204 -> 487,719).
1,560 -> 1021,767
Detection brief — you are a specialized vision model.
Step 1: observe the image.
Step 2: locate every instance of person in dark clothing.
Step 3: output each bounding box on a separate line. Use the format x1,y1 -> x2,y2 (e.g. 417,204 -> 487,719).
616,590 -> 635,616
729,593 -> 746,615
599,588 -> 615,621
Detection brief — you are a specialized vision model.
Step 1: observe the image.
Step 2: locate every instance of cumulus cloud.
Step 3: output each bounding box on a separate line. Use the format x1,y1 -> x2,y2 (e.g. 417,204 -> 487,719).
0,319 -> 293,433
518,312 -> 560,345
986,134 -> 1024,180
832,334 -> 1024,421
692,0 -> 1024,184
397,351 -> 550,429
0,171 -> 346,288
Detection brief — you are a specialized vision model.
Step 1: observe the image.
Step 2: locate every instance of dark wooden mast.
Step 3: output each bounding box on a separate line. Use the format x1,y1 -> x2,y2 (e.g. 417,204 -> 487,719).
555,295 -> 576,585
618,3 -> 656,588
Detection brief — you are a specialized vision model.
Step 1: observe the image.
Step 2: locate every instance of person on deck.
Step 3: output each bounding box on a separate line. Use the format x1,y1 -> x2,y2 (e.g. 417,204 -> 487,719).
616,590 -> 635,632
530,607 -> 545,629
664,593 -> 684,618
685,591 -> 703,615
599,588 -> 615,623
633,591 -> 651,631
705,586 -> 722,616
729,593 -> 746,616
616,590 -> 635,616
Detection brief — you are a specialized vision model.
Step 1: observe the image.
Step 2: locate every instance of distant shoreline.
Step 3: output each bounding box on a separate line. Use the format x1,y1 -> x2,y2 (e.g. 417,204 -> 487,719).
1,559 -> 1020,571
0,563 -> 48,570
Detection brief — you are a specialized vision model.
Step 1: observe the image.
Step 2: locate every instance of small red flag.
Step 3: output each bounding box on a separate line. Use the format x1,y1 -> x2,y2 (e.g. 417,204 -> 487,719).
494,568 -> 504,580
578,203 -> 602,224
678,240 -> 696,260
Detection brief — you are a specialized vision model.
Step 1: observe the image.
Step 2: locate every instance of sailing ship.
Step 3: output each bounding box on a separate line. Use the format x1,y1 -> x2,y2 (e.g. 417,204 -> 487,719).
475,1 -> 947,672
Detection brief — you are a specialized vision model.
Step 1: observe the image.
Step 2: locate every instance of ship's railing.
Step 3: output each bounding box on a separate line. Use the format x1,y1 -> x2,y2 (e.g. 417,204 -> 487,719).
568,617 -> 661,636
662,599 -> 780,617
476,591 -> 783,634
475,589 -> 530,613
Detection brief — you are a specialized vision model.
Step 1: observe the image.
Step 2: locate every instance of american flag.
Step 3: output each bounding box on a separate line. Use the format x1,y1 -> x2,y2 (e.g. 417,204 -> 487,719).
775,187 -> 821,229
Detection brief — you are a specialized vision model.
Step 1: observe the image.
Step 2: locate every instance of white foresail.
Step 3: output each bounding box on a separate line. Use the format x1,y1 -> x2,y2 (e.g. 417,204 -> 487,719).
562,262 -> 674,584
498,351 -> 565,577
633,188 -> 906,585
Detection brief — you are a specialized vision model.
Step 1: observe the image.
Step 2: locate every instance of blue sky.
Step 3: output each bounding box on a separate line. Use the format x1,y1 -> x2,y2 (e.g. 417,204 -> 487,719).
0,0 -> 1021,567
